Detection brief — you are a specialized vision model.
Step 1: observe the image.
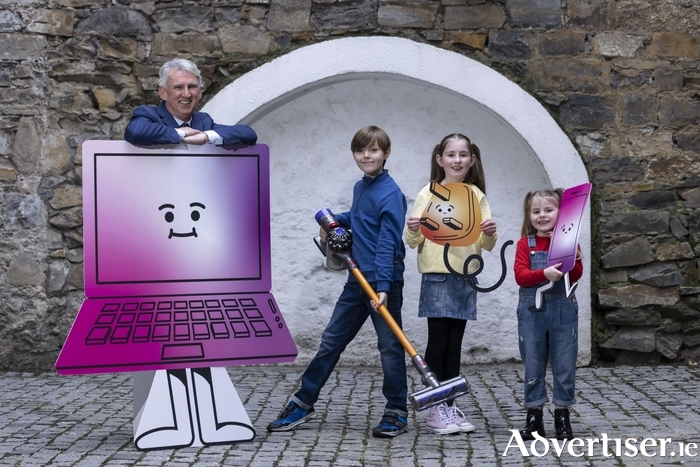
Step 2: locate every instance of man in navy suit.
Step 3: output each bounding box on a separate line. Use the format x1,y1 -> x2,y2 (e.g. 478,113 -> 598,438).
125,58 -> 257,146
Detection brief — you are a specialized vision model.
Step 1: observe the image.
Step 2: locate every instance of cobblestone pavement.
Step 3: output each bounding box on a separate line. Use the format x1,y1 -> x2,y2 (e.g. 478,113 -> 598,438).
1,364 -> 700,466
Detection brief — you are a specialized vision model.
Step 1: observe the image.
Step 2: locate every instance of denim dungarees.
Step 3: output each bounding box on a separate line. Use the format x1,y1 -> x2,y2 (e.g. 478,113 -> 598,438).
516,235 -> 578,408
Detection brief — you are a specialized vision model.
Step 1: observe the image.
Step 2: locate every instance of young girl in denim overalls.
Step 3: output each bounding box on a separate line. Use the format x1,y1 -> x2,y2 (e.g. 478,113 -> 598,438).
513,189 -> 582,440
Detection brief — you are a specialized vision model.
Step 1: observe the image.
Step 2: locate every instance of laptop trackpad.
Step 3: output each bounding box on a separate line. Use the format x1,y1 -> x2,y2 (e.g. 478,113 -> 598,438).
162,344 -> 205,360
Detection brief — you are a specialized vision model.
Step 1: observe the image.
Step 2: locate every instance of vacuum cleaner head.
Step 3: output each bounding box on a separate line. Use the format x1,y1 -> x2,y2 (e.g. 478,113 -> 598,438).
409,376 -> 469,411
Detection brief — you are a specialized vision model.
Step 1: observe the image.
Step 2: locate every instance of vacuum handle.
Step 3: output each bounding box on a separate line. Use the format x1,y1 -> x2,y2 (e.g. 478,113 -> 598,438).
349,268 -> 418,359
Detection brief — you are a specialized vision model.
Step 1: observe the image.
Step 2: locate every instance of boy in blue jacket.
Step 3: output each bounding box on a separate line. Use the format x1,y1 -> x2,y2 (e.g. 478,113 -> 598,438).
267,126 -> 409,438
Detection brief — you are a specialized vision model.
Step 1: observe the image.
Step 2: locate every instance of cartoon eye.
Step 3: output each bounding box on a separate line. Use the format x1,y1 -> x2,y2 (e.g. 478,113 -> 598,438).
436,204 -> 454,214
191,210 -> 200,222
164,211 -> 174,223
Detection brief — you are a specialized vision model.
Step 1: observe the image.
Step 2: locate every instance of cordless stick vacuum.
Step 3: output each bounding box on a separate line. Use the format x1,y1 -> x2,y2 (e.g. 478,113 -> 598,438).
314,209 -> 470,411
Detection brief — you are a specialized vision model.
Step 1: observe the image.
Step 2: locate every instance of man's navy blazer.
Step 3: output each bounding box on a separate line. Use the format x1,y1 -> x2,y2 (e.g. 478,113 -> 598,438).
124,101 -> 257,146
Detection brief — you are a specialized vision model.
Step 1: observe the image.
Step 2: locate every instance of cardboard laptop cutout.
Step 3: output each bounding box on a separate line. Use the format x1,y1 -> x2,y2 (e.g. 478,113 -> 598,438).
531,182 -> 592,310
56,141 -> 297,450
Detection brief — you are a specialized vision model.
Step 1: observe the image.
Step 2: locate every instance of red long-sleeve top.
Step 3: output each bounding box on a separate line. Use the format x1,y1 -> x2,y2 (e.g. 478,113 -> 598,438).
513,235 -> 583,288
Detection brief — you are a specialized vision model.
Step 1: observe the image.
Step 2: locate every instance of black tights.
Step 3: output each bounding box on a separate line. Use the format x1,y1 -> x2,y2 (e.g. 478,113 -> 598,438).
424,317 -> 467,388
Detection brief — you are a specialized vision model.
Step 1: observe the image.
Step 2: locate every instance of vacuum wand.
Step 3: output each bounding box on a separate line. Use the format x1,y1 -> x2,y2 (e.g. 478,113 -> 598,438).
314,209 -> 469,411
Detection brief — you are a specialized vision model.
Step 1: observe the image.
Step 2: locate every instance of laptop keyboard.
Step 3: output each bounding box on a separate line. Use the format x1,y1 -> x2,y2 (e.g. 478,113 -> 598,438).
85,297 -> 278,346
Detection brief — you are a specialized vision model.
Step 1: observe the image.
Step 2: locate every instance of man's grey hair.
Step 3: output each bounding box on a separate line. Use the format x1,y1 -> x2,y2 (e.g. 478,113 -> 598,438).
158,58 -> 203,88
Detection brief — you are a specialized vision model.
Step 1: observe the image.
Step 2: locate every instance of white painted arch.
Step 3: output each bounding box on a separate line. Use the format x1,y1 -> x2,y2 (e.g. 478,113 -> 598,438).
204,36 -> 591,366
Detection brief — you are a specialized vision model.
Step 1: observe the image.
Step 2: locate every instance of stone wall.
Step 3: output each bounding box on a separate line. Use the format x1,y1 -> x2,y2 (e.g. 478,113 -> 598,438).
1,0 -> 699,371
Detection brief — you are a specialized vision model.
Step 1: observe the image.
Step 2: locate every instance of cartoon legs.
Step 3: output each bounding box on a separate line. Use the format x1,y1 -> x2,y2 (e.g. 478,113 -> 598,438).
133,367 -> 255,450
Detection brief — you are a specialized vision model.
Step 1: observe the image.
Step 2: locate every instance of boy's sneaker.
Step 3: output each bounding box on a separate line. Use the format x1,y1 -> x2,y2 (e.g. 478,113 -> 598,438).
372,411 -> 408,438
426,403 -> 460,434
266,401 -> 317,432
448,403 -> 475,433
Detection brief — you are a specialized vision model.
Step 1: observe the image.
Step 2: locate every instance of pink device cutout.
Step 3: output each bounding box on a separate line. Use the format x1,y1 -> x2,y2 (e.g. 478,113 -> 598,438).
545,182 -> 592,272
532,182 -> 591,311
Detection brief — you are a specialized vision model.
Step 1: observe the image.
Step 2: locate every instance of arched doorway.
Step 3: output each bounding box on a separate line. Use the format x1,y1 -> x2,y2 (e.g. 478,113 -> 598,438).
204,37 -> 591,366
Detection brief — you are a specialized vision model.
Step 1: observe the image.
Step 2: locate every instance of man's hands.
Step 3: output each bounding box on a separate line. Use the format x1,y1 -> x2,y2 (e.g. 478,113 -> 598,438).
181,127 -> 209,145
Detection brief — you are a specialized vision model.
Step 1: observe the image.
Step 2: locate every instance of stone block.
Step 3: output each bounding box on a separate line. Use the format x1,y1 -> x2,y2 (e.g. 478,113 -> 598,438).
92,88 -> 116,110
589,156 -> 645,183
601,236 -> 655,269
54,0 -> 107,6
537,30 -> 586,56
0,10 -> 23,32
670,216 -> 690,239
658,304 -> 700,320
9,117 -> 42,175
47,261 -> 69,293
49,184 -> 82,210
530,59 -> 604,93
6,253 -> 45,287
599,327 -> 655,352
0,33 -> 46,60
604,309 -> 661,326
506,0 -> 562,28
445,31 -> 487,49
647,32 -> 700,60
488,30 -> 533,59
655,242 -> 694,262
627,191 -> 677,210
622,93 -> 657,126
629,262 -> 683,287
598,284 -> 679,309
658,97 -> 700,127
48,206 -> 83,229
99,37 -> 140,61
40,131 -> 71,177
674,133 -> 700,153
653,68 -> 683,91
592,32 -> 643,58
3,193 -> 45,230
152,33 -> 222,56
600,269 -> 628,283
25,9 -> 74,36
566,0 -> 615,29
311,0 -> 377,31
378,2 -> 439,29
153,5 -> 214,34
601,211 -> 669,236
560,93 -> 616,129
76,5 -> 152,37
267,0 -> 311,33
48,83 -> 94,113
444,4 -> 506,29
218,24 -> 272,55
655,332 -> 682,360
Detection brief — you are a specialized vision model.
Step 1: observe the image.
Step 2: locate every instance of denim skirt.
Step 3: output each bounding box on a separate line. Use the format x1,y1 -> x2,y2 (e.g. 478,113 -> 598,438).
418,273 -> 477,320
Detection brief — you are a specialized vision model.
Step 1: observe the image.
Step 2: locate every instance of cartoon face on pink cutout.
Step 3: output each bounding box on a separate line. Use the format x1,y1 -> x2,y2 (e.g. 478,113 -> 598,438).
419,182 -> 482,247
158,202 -> 206,239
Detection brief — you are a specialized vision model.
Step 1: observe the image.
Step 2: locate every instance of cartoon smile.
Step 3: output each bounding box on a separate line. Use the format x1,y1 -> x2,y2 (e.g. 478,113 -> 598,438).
158,202 -> 205,239
168,228 -> 198,239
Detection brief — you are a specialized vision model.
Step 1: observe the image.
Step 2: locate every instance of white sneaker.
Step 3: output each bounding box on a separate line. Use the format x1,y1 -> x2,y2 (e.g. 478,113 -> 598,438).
426,403 -> 461,434
448,403 -> 475,433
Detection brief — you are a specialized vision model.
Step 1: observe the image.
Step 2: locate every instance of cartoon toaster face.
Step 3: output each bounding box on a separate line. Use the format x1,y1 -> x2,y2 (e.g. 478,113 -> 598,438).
419,182 -> 482,247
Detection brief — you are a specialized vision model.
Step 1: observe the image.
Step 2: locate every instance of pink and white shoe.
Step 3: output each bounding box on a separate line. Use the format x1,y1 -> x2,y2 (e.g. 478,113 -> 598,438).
448,403 -> 475,433
426,403 -> 461,434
